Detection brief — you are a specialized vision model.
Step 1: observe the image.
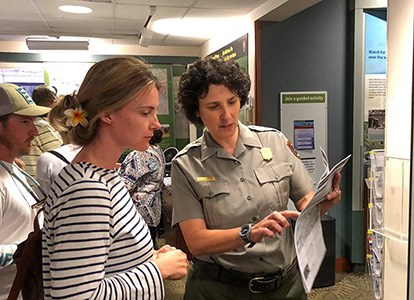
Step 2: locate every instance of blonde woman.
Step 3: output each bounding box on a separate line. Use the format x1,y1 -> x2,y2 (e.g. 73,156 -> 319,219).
42,57 -> 188,299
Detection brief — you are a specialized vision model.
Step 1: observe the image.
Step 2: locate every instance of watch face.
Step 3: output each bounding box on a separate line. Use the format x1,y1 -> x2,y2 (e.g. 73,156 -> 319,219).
241,224 -> 250,235
239,224 -> 252,243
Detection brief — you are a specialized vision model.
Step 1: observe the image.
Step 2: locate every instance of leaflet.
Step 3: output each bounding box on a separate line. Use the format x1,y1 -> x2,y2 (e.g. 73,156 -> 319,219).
294,148 -> 351,293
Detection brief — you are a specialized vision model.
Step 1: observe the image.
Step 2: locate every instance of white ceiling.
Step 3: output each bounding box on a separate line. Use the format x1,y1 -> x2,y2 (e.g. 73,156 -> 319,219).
0,0 -> 320,47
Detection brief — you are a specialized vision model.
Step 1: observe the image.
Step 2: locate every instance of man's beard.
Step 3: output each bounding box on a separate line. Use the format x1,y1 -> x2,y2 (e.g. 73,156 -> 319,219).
0,136 -> 32,157
19,144 -> 32,156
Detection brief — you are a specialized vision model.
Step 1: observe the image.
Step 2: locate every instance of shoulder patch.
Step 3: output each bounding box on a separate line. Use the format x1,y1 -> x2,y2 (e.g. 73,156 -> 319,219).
286,140 -> 300,159
248,125 -> 278,132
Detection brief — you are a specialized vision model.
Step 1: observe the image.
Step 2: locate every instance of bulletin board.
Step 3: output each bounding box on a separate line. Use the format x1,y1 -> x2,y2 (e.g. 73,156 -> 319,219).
280,91 -> 327,188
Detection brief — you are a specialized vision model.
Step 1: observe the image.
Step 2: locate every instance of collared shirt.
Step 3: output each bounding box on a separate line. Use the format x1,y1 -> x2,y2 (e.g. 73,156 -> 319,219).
0,161 -> 37,298
172,122 -> 313,274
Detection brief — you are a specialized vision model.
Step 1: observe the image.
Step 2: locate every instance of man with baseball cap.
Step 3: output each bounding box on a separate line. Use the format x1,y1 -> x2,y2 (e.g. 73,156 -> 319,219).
20,84 -> 63,178
0,83 -> 50,298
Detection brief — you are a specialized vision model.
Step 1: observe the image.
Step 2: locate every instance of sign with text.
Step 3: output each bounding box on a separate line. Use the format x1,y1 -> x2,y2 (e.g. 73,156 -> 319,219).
208,34 -> 248,67
294,120 -> 315,150
208,34 -> 250,124
281,91 -> 327,189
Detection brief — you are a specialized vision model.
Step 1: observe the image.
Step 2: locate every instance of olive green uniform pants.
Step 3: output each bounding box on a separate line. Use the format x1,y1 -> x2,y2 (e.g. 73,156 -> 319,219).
184,259 -> 307,300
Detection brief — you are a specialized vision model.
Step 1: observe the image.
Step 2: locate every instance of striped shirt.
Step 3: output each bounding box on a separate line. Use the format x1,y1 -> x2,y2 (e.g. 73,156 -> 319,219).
42,162 -> 164,300
21,117 -> 63,178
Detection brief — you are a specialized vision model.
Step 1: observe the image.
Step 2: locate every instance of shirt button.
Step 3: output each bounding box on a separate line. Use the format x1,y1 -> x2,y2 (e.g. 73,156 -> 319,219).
234,161 -> 240,165
240,177 -> 245,182
252,217 -> 257,222
209,191 -> 213,196
259,257 -> 264,262
246,195 -> 252,201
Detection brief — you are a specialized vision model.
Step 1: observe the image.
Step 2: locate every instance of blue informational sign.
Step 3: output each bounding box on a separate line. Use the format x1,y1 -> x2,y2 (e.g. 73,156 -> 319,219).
365,13 -> 387,75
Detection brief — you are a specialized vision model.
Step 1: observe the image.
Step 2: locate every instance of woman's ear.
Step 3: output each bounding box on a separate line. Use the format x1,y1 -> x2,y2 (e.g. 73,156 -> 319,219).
195,110 -> 200,118
100,112 -> 113,125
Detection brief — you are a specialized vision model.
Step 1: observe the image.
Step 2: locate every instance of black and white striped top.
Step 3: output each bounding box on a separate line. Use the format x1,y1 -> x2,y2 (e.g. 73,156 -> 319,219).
42,162 -> 164,299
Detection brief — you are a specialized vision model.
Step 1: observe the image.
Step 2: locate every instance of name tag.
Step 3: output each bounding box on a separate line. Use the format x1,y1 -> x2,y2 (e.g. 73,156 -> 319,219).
196,176 -> 216,182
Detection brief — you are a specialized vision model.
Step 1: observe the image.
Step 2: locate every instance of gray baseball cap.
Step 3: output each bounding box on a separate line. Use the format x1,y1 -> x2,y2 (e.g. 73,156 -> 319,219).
0,83 -> 51,117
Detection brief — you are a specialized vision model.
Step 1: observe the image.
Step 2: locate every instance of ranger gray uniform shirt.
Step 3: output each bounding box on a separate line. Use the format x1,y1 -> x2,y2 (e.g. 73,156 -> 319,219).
172,122 -> 313,274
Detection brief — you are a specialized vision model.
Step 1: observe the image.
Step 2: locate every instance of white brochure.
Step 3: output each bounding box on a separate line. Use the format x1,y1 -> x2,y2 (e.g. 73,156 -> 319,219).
294,148 -> 351,293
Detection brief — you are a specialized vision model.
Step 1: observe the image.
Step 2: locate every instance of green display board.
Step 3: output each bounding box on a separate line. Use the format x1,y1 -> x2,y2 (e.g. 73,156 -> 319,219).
207,34 -> 250,125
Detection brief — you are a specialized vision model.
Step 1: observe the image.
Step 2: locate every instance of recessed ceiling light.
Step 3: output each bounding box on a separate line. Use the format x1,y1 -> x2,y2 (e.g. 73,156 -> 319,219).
59,5 -> 93,14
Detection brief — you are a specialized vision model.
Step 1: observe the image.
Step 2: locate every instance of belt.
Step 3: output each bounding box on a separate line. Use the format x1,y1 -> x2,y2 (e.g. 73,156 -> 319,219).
193,258 -> 298,294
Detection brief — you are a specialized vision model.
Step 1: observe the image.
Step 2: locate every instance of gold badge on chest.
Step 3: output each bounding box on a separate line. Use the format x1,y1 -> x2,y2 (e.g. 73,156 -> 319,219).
260,147 -> 273,161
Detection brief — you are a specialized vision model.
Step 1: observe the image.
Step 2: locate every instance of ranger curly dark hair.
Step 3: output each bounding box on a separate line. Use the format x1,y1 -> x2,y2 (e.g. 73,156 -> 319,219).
177,57 -> 251,126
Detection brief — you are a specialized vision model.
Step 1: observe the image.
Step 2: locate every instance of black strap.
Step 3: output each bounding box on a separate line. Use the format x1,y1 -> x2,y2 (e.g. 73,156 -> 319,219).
7,209 -> 43,300
48,150 -> 70,164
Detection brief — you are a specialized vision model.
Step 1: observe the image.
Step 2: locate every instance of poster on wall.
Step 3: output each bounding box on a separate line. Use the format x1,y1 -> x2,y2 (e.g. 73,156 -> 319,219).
151,68 -> 169,115
172,72 -> 189,139
363,12 -> 387,151
158,124 -> 171,149
0,68 -> 44,95
294,120 -> 315,150
368,109 -> 385,142
150,64 -> 175,149
301,157 -> 316,178
364,12 -> 387,122
280,92 -> 327,187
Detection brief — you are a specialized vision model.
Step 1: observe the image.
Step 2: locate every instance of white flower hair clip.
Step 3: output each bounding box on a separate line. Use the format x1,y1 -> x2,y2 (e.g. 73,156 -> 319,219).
64,107 -> 89,127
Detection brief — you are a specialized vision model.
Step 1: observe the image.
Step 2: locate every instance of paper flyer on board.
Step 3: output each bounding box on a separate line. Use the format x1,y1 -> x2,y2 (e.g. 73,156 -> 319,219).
294,148 -> 351,293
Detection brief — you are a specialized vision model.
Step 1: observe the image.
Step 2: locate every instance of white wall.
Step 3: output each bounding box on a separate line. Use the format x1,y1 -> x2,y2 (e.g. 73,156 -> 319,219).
199,0 -> 322,121
383,0 -> 413,298
200,0 -> 291,104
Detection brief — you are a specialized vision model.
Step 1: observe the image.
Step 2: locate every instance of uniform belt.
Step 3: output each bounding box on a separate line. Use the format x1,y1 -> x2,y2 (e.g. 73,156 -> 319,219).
193,257 -> 298,294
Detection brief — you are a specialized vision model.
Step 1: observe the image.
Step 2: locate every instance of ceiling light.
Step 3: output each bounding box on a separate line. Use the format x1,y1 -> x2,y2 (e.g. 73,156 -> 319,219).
139,28 -> 152,47
59,5 -> 93,14
152,17 -> 244,39
26,36 -> 89,50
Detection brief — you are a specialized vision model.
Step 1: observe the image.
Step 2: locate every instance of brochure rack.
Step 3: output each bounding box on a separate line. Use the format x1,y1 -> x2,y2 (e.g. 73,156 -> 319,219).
366,149 -> 384,300
366,150 -> 409,299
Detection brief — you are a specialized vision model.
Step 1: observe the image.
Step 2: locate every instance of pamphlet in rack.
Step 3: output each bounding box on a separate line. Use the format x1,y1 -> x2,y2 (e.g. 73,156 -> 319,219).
366,149 -> 384,300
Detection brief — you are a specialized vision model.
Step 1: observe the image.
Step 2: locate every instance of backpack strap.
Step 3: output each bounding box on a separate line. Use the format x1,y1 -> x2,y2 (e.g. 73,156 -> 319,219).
7,209 -> 43,300
48,150 -> 70,164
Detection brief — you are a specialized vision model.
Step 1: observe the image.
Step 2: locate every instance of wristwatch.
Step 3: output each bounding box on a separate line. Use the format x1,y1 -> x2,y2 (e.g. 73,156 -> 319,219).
239,223 -> 253,243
